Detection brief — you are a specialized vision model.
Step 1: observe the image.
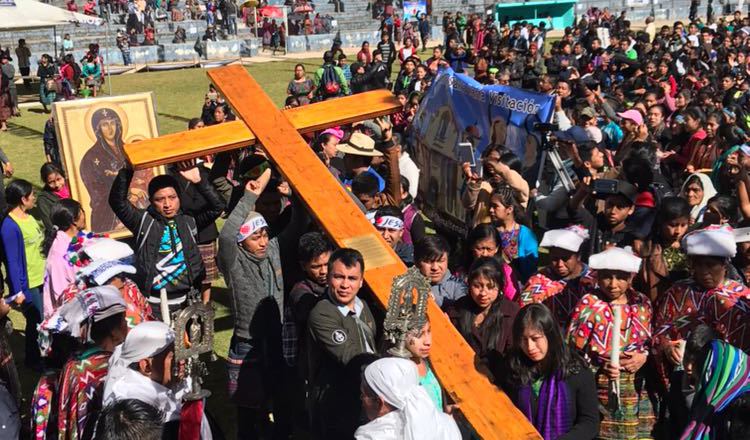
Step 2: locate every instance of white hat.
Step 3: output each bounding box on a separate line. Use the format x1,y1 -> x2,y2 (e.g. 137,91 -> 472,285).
78,259 -> 137,287
83,238 -> 134,262
540,225 -> 590,252
585,126 -> 603,143
589,246 -> 642,273
683,224 -> 737,258
735,227 -> 750,244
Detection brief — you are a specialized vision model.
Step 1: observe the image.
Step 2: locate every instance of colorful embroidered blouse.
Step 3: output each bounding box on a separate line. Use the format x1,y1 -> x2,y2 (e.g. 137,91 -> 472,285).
653,279 -> 750,348
57,348 -> 111,440
31,373 -> 58,440
700,286 -> 750,352
567,289 -> 653,368
62,278 -> 152,329
519,265 -> 597,330
120,279 -> 153,328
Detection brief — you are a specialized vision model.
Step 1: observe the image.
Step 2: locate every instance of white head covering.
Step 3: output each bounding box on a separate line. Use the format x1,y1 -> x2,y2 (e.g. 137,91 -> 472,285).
53,285 -> 127,342
82,238 -> 134,263
680,173 -> 718,221
77,258 -> 137,287
589,246 -> 642,273
357,358 -> 461,440
103,321 -> 176,408
540,225 -> 590,252
682,224 -> 737,258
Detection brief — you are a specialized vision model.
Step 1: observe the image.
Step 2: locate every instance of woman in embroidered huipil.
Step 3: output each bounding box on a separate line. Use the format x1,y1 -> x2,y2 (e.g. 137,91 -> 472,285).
567,247 -> 654,440
653,225 -> 750,391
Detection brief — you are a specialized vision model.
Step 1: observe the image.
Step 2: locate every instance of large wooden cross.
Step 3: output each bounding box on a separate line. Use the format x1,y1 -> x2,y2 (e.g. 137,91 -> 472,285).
124,65 -> 541,440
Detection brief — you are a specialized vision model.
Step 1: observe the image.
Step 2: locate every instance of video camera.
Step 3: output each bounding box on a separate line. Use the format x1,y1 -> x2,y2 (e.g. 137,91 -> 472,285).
533,122 -> 559,132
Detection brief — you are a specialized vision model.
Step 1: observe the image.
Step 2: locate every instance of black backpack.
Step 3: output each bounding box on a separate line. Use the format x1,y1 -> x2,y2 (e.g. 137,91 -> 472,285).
319,64 -> 341,97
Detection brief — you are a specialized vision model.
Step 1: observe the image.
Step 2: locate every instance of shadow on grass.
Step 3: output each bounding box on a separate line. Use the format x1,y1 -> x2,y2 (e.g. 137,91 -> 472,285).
158,112 -> 194,124
7,122 -> 45,138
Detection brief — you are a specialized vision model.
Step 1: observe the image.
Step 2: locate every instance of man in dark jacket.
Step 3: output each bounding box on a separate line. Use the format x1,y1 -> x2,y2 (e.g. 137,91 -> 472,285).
305,248 -> 376,439
168,162 -> 219,304
108,163 -> 224,314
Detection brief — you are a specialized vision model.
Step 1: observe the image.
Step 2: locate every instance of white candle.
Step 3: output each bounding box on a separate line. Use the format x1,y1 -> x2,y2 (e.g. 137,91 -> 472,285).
610,305 -> 622,368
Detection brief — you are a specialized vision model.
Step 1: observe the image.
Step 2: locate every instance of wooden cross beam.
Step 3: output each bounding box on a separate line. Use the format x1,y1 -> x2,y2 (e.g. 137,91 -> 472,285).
124,65 -> 541,440
125,89 -> 402,169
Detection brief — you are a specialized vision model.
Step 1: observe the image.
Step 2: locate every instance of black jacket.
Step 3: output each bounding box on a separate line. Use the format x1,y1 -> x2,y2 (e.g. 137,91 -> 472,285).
108,168 -> 224,298
168,165 -> 220,244
367,61 -> 389,90
504,367 -> 600,440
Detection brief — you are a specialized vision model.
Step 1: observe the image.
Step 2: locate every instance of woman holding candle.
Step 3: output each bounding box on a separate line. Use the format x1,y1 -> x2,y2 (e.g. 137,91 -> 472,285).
567,247 -> 654,439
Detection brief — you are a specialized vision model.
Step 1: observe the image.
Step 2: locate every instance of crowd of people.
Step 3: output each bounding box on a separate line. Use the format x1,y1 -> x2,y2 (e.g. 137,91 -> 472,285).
2,5 -> 750,440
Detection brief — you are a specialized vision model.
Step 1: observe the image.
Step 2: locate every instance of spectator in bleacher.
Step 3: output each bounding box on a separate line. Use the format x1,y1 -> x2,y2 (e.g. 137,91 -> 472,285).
83,0 -> 98,16
206,0 -> 217,26
117,26 -> 129,53
143,25 -> 156,45
224,0 -> 239,35
62,34 -> 74,56
66,0 -> 78,11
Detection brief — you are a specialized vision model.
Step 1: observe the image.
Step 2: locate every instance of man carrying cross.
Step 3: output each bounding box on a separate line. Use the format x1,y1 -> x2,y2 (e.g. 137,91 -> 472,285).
108,162 -> 225,316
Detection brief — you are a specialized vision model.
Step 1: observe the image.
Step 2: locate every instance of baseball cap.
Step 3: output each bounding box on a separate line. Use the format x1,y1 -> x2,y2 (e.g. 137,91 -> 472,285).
617,109 -> 644,126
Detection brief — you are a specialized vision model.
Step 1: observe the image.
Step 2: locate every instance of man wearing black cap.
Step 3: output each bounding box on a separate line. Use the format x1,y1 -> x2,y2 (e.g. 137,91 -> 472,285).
109,163 -> 224,314
591,179 -> 638,253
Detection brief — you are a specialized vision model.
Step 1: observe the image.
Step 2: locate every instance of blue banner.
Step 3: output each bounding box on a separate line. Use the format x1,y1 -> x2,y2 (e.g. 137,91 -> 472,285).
413,68 -> 555,163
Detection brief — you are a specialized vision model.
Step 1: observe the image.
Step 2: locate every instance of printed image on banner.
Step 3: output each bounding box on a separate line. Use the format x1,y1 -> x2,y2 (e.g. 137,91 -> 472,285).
412,68 -> 554,223
413,67 -> 554,164
402,0 -> 426,21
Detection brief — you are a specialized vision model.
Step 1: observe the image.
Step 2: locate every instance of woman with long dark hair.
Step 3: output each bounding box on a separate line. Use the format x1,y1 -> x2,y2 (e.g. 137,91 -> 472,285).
637,196 -> 692,302
457,223 -> 519,301
37,163 -> 71,232
0,179 -> 45,369
41,199 -> 85,318
504,303 -> 599,440
447,257 -> 520,382
488,186 -> 538,283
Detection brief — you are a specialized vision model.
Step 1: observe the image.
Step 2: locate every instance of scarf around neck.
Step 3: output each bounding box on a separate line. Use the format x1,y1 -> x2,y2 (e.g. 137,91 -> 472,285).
517,372 -> 571,440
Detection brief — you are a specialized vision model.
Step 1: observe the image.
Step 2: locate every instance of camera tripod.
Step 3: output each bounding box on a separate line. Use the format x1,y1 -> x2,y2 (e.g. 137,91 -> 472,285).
535,125 -> 577,193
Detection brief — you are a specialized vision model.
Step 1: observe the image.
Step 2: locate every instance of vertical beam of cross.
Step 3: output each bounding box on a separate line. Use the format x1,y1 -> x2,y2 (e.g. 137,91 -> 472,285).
207,65 -> 541,440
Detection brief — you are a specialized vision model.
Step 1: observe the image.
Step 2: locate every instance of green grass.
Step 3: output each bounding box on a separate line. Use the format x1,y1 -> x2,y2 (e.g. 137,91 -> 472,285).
3,59 -> 328,439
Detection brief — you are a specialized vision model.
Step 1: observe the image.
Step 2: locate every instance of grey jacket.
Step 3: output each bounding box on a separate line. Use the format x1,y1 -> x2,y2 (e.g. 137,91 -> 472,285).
431,271 -> 467,309
218,190 -> 307,340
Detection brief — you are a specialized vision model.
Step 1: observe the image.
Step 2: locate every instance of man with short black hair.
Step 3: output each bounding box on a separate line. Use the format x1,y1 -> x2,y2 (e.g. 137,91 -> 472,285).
414,235 -> 466,309
305,248 -> 376,439
95,399 -> 164,440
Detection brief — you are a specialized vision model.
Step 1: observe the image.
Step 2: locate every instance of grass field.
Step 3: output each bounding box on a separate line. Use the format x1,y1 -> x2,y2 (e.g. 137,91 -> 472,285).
2,59 -> 331,439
